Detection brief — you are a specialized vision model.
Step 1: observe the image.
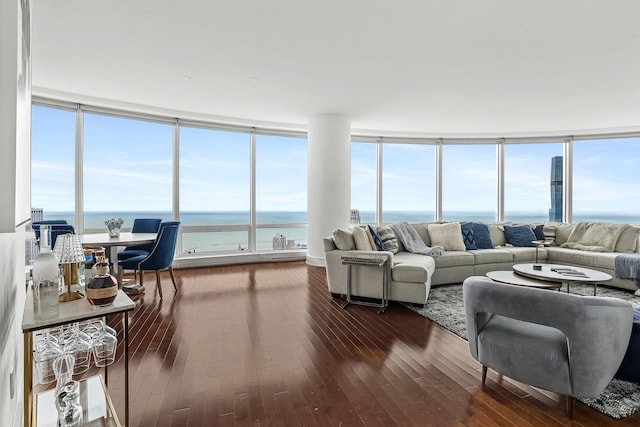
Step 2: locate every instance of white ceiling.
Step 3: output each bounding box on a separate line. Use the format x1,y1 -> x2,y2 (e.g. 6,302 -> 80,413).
31,0 -> 640,137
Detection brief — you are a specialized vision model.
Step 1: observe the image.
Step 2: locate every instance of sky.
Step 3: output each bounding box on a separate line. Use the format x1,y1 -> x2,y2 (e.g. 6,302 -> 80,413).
32,105 -> 640,217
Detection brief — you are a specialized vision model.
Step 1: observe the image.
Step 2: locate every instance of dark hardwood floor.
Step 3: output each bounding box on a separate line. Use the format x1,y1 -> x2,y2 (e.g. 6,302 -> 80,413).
100,261 -> 640,426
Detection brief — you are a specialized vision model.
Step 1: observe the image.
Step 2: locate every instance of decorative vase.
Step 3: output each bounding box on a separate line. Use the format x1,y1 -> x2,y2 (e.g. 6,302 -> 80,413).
105,218 -> 124,238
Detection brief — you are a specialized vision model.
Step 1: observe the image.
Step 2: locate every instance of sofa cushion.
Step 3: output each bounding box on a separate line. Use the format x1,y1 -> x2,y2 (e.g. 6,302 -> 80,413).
562,222 -> 630,252
368,225 -> 385,251
503,247 -> 548,263
411,223 -> 431,247
428,222 -> 466,251
472,223 -> 493,249
554,223 -> 575,246
487,223 -> 507,247
471,249 -> 513,264
461,222 -> 478,250
377,225 -> 399,253
615,226 -> 640,253
333,228 -> 355,250
352,226 -> 373,250
432,251 -> 475,268
546,247 -> 617,270
504,224 -> 536,247
392,252 -> 435,283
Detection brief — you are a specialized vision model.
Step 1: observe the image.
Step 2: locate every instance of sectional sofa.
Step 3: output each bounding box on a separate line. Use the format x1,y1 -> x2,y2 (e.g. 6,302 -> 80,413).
323,221 -> 640,306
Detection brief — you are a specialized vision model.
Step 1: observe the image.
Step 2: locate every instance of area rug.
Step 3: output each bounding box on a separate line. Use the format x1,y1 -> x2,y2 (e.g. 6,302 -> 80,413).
404,282 -> 640,419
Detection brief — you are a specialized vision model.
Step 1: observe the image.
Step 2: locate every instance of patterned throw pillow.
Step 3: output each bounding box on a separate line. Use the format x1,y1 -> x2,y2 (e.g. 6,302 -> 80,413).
376,226 -> 399,253
471,223 -> 493,249
368,225 -> 385,251
460,222 -> 478,250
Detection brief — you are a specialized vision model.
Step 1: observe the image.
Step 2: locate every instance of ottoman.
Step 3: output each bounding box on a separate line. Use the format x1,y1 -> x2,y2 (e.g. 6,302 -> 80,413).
615,307 -> 640,383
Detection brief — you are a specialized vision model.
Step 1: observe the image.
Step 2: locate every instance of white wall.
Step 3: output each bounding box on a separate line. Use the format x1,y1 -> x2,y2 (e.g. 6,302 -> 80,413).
0,1 -> 31,425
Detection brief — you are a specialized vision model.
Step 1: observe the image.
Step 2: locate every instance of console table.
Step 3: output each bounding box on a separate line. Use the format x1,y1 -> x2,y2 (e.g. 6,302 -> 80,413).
341,254 -> 390,313
22,289 -> 134,427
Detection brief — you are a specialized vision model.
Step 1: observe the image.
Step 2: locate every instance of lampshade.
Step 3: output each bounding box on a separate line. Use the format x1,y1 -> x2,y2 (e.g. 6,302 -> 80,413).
53,234 -> 84,264
53,233 -> 85,302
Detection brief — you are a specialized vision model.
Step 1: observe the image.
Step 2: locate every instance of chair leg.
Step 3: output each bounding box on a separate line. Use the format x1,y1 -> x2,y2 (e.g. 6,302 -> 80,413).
169,266 -> 177,291
156,270 -> 163,299
481,365 -> 488,384
139,269 -> 144,287
565,395 -> 573,418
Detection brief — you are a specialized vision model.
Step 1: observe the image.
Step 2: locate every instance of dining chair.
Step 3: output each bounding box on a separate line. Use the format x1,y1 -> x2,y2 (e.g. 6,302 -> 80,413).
118,221 -> 180,299
32,220 -> 68,243
117,218 -> 162,261
49,225 -> 76,249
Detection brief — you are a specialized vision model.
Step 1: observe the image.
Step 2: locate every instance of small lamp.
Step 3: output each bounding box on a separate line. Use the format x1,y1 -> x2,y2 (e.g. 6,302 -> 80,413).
53,233 -> 85,302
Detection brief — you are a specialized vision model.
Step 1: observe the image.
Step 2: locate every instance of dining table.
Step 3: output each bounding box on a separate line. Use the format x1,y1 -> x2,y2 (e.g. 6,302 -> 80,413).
78,232 -> 157,293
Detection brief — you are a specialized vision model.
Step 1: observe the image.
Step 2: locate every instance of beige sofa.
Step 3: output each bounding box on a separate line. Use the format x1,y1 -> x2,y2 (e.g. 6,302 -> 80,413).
323,221 -> 640,306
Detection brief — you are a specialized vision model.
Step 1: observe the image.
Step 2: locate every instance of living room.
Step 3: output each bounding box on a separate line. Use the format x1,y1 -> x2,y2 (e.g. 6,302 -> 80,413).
3,1 -> 640,426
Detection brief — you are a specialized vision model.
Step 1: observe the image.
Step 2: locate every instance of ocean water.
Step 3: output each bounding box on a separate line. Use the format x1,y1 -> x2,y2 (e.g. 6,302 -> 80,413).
37,210 -> 640,254
38,211 -> 308,254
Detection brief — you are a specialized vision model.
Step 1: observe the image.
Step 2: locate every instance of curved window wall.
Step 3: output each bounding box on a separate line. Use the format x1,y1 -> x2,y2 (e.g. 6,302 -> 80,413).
33,100 -> 640,263
31,101 -> 308,258
350,137 -> 640,226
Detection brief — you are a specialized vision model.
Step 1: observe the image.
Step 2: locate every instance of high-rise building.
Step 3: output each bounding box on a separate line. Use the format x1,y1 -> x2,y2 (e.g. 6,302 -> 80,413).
549,156 -> 563,222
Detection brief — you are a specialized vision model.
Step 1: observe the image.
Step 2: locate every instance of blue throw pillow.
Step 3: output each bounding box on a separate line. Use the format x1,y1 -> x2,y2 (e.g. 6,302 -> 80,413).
504,224 -> 537,247
471,223 -> 493,249
460,222 -> 478,250
533,224 -> 545,241
368,225 -> 385,251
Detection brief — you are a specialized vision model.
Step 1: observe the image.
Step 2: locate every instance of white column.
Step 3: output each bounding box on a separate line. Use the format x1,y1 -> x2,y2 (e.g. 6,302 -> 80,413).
306,114 -> 351,266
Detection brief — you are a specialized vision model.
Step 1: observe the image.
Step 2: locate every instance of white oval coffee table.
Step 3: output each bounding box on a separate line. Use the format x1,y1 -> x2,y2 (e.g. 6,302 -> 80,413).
486,270 -> 562,290
512,263 -> 612,295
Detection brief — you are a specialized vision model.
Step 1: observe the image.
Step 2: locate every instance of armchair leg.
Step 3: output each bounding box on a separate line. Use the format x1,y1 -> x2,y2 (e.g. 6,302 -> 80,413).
481,365 -> 488,384
156,270 -> 163,299
139,269 -> 144,287
169,266 -> 177,291
565,395 -> 573,418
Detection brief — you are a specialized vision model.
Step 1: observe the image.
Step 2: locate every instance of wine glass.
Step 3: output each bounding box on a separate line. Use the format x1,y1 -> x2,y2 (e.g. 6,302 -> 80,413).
91,322 -> 118,367
62,323 -> 92,375
34,332 -> 63,384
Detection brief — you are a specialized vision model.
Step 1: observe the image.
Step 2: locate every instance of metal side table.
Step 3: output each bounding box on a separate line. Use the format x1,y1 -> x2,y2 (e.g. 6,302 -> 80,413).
341,254 -> 390,313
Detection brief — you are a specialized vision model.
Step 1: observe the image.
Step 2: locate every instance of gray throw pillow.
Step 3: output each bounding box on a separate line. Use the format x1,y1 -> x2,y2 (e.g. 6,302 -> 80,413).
333,228 -> 355,250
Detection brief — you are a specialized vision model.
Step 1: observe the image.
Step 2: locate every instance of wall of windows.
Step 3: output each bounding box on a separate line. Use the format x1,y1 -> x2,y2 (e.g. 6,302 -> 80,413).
350,137 -> 640,225
33,100 -> 640,262
31,102 -> 309,258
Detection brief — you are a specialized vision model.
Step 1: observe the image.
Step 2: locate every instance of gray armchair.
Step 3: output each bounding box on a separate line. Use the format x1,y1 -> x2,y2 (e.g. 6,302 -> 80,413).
463,276 -> 633,418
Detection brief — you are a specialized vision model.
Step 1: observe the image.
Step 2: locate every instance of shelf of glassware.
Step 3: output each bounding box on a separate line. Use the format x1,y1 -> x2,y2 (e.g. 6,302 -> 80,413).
22,288 -> 135,427
34,374 -> 119,427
